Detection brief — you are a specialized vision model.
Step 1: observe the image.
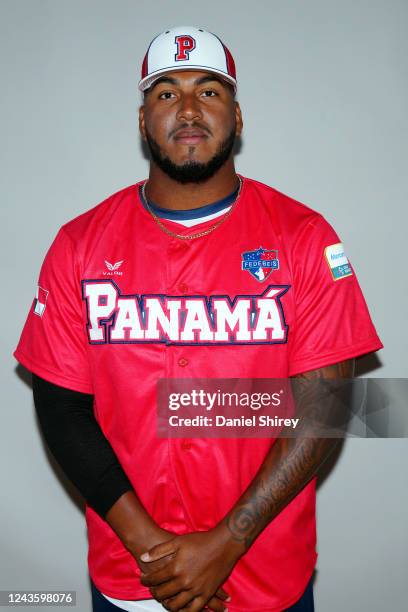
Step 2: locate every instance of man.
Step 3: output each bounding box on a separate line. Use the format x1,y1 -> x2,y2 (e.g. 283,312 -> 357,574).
14,26 -> 382,612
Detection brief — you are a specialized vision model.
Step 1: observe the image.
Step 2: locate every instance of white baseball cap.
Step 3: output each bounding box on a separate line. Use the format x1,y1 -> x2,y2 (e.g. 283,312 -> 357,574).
139,26 -> 237,93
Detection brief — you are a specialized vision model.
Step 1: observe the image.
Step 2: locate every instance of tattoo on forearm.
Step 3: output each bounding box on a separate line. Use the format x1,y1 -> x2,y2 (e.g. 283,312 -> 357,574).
225,360 -> 355,549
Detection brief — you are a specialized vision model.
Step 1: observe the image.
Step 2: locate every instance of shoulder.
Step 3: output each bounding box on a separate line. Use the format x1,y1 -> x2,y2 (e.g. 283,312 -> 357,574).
40,183 -> 142,271
59,183 -> 140,245
242,176 -> 330,237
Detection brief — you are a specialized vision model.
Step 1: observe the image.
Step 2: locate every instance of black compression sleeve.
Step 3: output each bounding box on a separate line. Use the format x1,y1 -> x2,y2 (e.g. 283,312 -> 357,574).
32,374 -> 133,518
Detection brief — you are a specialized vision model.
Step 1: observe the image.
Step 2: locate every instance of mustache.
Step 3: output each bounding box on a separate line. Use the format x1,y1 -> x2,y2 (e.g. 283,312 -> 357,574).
168,122 -> 212,139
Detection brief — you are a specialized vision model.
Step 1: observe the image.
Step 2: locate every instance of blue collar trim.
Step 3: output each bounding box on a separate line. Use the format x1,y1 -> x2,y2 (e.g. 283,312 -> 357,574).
138,184 -> 238,220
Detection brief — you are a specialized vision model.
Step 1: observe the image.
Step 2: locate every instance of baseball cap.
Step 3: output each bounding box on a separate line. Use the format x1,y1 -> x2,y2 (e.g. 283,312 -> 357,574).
139,26 -> 237,93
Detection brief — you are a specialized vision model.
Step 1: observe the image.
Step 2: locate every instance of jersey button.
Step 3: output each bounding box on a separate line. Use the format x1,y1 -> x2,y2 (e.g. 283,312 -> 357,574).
178,357 -> 189,367
181,441 -> 192,450
178,283 -> 189,294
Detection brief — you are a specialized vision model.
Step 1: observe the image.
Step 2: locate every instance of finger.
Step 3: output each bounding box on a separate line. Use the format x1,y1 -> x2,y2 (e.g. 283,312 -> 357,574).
150,579 -> 185,602
215,587 -> 231,602
140,539 -> 178,563
139,553 -> 177,576
179,596 -> 206,612
141,565 -> 177,587
207,595 -> 229,612
161,590 -> 195,611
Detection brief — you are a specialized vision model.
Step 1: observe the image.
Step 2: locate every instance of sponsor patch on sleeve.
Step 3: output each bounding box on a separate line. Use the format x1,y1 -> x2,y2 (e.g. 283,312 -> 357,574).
33,285 -> 49,317
324,243 -> 353,280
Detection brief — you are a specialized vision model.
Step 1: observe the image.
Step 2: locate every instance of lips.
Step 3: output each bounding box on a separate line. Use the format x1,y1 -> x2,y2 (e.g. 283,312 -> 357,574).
173,128 -> 208,144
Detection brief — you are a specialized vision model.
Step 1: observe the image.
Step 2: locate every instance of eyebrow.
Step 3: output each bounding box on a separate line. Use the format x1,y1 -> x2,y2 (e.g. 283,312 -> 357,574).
195,75 -> 226,86
147,74 -> 228,93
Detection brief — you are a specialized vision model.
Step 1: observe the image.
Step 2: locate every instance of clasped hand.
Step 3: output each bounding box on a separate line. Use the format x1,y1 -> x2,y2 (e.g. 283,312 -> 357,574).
139,528 -> 241,611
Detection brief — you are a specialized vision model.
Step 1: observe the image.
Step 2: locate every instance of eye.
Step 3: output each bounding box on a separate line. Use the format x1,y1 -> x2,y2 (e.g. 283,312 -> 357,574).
158,91 -> 176,100
201,89 -> 217,97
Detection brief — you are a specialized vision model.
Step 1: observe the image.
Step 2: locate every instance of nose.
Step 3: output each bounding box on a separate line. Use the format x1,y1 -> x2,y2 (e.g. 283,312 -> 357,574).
176,93 -> 203,122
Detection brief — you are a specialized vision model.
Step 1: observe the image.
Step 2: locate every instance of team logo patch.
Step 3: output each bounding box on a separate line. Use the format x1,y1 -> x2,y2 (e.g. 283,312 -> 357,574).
242,247 -> 279,282
33,285 -> 49,317
175,35 -> 196,61
324,243 -> 353,280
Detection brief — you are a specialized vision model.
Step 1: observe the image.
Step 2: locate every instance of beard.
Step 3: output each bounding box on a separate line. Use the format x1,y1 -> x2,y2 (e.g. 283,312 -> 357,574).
144,125 -> 236,184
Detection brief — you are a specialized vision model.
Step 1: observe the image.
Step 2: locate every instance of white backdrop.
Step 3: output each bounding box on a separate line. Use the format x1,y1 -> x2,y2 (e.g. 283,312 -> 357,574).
1,1 -> 407,610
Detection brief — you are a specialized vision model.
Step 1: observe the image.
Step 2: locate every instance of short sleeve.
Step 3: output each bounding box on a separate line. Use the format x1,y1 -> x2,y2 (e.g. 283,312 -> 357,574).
14,228 -> 93,393
289,215 -> 383,376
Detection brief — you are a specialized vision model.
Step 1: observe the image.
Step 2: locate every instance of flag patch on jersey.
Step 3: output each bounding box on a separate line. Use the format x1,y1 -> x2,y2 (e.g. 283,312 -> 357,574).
324,243 -> 352,280
242,247 -> 279,282
33,285 -> 49,317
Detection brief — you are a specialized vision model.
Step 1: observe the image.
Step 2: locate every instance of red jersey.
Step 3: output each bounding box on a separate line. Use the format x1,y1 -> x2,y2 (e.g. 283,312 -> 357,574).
14,177 -> 382,610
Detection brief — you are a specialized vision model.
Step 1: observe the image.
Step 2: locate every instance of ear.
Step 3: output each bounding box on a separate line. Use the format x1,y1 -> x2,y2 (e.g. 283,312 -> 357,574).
234,101 -> 243,137
139,105 -> 147,141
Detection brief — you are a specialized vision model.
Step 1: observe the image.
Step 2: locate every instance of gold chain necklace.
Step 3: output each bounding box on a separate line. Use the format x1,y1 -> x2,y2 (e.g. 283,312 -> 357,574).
141,176 -> 243,240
